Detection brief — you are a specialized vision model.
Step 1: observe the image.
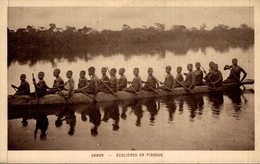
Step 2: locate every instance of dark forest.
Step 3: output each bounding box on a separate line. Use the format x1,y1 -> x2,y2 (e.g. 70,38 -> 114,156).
8,23 -> 254,66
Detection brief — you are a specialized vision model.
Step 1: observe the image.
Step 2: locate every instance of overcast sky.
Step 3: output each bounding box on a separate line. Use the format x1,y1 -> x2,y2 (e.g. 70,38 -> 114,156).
8,7 -> 253,31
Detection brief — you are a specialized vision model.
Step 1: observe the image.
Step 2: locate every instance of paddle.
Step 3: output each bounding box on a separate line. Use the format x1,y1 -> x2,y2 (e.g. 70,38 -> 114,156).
81,90 -> 97,103
56,87 -> 72,104
157,99 -> 161,111
100,80 -> 121,100
175,79 -> 193,94
127,82 -> 142,99
231,69 -> 246,91
229,68 -> 248,103
106,66 -> 110,72
241,91 -> 248,104
32,73 -> 39,103
103,66 -> 122,99
155,79 -> 174,92
141,81 -> 159,94
201,67 -> 217,90
34,128 -> 37,141
11,84 -> 18,92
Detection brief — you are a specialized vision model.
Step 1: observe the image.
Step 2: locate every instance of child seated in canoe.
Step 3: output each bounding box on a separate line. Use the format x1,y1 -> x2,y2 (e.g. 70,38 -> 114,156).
101,68 -> 118,94
142,67 -> 159,91
11,74 -> 30,95
82,67 -> 99,95
209,64 -> 223,87
109,68 -> 118,93
209,61 -> 215,73
118,68 -> 127,91
46,69 -> 64,94
62,70 -> 75,98
30,72 -> 48,97
99,67 -> 110,93
194,62 -> 203,86
75,70 -> 88,92
123,67 -> 142,93
181,64 -> 195,90
159,65 -> 175,91
204,61 -> 215,84
174,66 -> 184,88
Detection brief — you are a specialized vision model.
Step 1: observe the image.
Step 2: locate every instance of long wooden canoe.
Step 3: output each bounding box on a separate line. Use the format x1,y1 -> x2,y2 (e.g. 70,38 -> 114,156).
8,79 -> 254,106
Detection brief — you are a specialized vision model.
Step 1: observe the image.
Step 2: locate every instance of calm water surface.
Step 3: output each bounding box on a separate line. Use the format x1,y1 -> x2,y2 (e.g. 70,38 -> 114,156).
8,92 -> 254,150
8,46 -> 254,94
8,46 -> 254,150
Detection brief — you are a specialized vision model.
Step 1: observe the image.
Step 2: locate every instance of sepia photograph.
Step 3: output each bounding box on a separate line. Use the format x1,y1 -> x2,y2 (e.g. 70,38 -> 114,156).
1,0 -> 260,163
7,6 -> 254,150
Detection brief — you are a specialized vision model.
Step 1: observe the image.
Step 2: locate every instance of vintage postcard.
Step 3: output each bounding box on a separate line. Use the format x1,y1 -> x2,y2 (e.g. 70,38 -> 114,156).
0,0 -> 259,163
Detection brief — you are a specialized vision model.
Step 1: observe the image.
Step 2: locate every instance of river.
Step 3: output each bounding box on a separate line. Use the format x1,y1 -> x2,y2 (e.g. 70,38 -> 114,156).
8,46 -> 254,150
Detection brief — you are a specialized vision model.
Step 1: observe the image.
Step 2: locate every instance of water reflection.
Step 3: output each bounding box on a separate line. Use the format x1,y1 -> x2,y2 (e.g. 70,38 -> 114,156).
7,46 -> 254,96
226,89 -> 242,110
9,42 -> 253,67
184,94 -> 204,121
207,92 -> 224,117
21,111 -> 49,141
88,103 -> 101,136
121,103 -> 128,120
8,91 -> 252,145
128,100 -> 143,127
225,89 -> 246,119
77,103 -> 101,137
161,96 -> 177,122
55,105 -> 76,136
102,101 -> 120,131
143,98 -> 160,125
177,99 -> 184,114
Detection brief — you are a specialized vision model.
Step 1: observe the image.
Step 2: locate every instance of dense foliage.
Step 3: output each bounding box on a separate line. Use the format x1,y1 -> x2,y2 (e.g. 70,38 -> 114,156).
8,23 -> 254,66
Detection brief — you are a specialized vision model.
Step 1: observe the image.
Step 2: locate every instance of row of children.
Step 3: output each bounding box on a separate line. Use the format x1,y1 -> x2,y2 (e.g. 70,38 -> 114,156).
11,58 -> 247,97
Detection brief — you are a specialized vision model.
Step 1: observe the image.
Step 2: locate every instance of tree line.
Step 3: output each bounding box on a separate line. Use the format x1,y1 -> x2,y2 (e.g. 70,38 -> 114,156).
8,23 -> 254,66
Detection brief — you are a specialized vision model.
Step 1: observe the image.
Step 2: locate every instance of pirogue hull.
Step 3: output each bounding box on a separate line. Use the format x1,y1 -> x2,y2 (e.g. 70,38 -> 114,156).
8,79 -> 254,107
